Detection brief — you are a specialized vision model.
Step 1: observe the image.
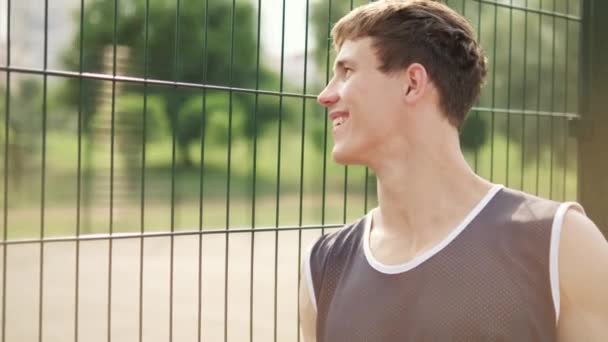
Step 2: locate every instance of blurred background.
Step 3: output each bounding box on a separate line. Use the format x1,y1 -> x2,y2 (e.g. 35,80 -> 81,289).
0,0 -> 606,341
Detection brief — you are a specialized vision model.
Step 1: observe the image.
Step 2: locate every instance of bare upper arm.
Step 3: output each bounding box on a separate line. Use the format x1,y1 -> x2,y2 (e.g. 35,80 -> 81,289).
299,259 -> 317,342
558,208 -> 608,341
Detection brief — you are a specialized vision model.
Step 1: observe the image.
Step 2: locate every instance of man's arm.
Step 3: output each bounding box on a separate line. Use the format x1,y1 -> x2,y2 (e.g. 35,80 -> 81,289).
558,208 -> 608,341
299,262 -> 317,342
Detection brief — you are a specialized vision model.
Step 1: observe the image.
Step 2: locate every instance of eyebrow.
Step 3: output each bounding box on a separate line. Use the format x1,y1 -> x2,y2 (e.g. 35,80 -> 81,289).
333,58 -> 355,73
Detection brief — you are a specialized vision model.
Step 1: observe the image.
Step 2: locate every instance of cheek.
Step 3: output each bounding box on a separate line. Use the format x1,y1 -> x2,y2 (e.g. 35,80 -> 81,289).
342,76 -> 402,132
361,98 -> 403,143
339,80 -> 357,102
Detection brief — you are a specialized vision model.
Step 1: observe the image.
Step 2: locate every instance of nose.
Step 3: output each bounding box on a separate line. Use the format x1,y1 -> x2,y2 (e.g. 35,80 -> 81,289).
317,82 -> 339,108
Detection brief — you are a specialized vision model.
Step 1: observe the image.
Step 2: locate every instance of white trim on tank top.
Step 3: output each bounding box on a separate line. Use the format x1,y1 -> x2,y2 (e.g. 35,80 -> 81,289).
550,201 -> 585,325
362,183 -> 505,275
304,243 -> 318,312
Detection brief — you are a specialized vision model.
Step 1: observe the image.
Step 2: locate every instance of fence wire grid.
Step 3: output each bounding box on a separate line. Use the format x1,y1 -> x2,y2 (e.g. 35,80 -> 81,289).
0,0 -> 585,341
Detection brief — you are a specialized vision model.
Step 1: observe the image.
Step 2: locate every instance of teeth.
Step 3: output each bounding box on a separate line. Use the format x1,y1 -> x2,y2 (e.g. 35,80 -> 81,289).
334,116 -> 347,126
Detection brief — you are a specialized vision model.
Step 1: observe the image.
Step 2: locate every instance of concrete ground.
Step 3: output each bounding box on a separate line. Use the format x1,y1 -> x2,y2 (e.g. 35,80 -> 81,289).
0,229 -> 325,342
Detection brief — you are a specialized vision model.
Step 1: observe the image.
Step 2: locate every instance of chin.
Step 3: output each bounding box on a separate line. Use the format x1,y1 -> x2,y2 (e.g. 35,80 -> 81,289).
332,146 -> 362,165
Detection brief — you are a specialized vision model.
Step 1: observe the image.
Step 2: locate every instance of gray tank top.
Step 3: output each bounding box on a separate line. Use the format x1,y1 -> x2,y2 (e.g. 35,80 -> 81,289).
305,184 -> 584,341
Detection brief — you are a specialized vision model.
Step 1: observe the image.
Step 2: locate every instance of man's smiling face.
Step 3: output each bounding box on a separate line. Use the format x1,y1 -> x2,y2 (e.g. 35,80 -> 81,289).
317,37 -> 407,166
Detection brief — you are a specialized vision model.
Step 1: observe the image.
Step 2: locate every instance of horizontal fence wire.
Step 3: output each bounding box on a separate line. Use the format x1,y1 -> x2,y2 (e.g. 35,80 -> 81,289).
471,0 -> 581,21
0,66 -> 317,100
0,0 -> 584,341
0,66 -> 582,120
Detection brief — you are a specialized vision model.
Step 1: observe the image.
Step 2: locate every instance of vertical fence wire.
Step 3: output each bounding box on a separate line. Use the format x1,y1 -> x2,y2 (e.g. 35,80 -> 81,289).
106,0 -> 119,339
1,0 -> 9,341
341,0 -> 355,226
169,0 -> 183,340
273,0 -> 287,340
197,0 -> 210,340
563,0 -> 571,201
296,0 -> 312,340
505,0 -> 513,188
535,0 -> 543,196
549,0 -> 556,199
107,0 -> 121,338
138,0 -> 151,339
74,0 -> 86,340
249,0 -> 263,340
37,0 -> 49,339
577,0 -> 585,204
223,1 -> 237,340
490,2 -> 498,182
320,0 -> 333,235
521,0 -> 529,192
474,0 -> 482,174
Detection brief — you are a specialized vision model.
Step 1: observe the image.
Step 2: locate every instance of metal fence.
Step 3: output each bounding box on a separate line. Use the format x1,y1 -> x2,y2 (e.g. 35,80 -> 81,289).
0,0 -> 586,341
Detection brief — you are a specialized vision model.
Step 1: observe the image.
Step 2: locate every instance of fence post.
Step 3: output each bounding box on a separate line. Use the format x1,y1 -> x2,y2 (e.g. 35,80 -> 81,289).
579,0 -> 608,237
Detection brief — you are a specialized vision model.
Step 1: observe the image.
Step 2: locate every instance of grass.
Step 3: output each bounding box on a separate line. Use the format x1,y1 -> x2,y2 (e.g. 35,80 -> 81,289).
0,123 -> 578,240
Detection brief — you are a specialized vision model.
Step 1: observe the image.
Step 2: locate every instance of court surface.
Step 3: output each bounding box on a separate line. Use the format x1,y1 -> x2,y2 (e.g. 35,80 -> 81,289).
2,229 -> 323,342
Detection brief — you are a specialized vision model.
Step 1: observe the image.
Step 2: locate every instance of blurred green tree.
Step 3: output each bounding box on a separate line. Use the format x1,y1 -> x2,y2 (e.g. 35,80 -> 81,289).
60,0 -> 283,167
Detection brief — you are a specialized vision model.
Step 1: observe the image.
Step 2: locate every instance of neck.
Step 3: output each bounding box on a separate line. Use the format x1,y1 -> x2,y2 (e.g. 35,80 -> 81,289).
369,129 -> 494,245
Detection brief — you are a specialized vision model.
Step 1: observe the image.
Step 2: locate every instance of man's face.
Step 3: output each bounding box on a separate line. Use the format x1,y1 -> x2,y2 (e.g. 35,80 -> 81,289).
317,37 -> 406,166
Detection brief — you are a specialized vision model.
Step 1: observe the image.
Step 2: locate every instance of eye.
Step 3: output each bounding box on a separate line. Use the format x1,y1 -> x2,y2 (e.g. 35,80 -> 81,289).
344,67 -> 354,79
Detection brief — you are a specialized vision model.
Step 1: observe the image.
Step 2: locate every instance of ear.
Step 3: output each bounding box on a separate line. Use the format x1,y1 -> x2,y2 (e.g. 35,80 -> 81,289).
402,63 -> 429,104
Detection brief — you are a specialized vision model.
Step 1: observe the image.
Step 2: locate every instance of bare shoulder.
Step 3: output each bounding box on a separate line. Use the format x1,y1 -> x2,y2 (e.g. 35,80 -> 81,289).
559,209 -> 608,291
558,208 -> 608,341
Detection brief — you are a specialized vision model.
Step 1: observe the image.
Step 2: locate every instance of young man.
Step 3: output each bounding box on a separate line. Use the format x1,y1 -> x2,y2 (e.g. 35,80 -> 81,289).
299,1 -> 608,341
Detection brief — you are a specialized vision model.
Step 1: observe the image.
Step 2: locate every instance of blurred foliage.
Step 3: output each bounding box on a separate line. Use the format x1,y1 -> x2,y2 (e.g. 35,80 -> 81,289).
115,94 -> 168,142
460,112 -> 487,151
60,0 -> 288,167
177,93 -> 246,166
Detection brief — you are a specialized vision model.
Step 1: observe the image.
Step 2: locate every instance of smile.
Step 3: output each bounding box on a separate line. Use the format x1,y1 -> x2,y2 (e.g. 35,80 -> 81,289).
330,111 -> 350,130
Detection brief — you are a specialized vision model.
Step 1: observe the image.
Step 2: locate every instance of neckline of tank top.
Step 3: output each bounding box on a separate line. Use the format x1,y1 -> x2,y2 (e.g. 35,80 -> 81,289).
362,183 -> 505,275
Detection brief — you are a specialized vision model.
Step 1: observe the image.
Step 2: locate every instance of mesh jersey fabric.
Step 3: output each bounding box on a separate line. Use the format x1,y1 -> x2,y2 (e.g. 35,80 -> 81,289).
306,185 -> 583,342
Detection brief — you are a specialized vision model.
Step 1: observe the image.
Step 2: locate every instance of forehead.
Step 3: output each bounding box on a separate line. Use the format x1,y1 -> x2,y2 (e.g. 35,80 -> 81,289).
334,37 -> 380,68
